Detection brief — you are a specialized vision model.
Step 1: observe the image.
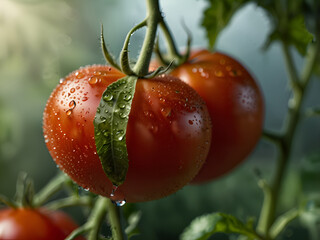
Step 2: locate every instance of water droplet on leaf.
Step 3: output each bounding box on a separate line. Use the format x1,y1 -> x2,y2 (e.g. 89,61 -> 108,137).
123,94 -> 132,101
103,93 -> 113,102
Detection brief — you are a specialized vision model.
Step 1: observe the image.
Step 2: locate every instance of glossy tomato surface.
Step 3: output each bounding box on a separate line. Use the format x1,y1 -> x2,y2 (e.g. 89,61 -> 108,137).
171,50 -> 264,183
43,65 -> 212,202
0,208 -> 83,240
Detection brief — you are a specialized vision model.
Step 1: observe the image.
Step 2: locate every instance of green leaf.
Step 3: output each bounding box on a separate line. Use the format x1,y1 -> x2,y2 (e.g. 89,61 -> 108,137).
180,212 -> 261,240
201,0 -> 250,49
94,76 -> 138,186
256,0 -> 314,55
274,15 -> 313,55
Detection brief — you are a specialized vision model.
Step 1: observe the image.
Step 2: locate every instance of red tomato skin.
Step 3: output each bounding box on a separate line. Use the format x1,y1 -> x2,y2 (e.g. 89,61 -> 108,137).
171,50 -> 264,183
0,208 -> 83,240
43,65 -> 212,202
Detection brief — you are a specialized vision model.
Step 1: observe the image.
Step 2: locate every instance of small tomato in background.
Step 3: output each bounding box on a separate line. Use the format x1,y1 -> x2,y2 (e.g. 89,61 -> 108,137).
0,207 -> 84,240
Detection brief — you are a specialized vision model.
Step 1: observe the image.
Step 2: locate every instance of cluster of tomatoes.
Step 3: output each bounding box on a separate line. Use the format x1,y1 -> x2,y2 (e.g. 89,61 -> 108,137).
42,49 -> 264,203
0,49 -> 263,239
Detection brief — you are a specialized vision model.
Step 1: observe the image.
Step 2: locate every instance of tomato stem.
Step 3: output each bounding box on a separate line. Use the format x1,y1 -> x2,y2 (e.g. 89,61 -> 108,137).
257,36 -> 320,238
45,195 -> 93,211
69,196 -> 126,240
153,16 -> 192,68
120,20 -> 147,76
34,172 -> 70,207
87,197 -> 110,240
106,198 -> 127,240
132,0 -> 162,76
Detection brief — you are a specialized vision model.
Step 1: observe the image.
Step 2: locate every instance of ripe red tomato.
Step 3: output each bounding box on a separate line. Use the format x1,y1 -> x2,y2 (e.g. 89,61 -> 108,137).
170,50 -> 264,183
0,208 -> 83,240
43,65 -> 212,202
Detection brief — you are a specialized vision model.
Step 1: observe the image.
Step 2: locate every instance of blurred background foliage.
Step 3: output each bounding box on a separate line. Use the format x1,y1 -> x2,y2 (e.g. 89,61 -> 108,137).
0,0 -> 319,239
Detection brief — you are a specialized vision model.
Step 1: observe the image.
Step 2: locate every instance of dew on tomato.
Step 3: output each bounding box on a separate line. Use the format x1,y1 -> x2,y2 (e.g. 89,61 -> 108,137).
43,65 -> 212,202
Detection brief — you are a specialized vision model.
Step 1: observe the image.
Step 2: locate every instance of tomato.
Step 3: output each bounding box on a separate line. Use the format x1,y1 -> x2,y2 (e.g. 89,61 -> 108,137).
43,65 -> 212,202
0,208 -> 83,240
170,50 -> 264,183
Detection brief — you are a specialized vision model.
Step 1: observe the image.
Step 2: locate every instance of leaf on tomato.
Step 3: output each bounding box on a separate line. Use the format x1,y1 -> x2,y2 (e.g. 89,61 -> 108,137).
94,76 -> 138,186
180,212 -> 260,240
201,0 -> 250,49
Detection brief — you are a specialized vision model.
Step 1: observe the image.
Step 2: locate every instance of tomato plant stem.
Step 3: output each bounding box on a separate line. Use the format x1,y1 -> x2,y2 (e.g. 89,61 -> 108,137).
159,20 -> 182,61
45,196 -> 93,211
133,0 -> 162,76
106,199 -> 127,240
34,172 -> 69,207
87,197 -> 110,240
85,196 -> 126,240
257,37 -> 320,238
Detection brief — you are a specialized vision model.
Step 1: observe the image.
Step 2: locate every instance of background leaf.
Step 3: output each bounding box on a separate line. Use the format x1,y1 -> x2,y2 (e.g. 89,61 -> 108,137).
202,0 -> 250,49
202,0 -> 314,55
180,212 -> 260,240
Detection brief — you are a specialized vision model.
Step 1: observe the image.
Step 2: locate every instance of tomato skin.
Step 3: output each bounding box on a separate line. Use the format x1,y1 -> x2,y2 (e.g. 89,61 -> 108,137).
0,208 -> 83,240
170,50 -> 264,183
43,65 -> 212,202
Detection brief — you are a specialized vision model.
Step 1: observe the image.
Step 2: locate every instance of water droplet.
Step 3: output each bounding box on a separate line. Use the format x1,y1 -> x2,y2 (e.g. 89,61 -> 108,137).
115,130 -> 124,141
219,58 -> 226,65
110,185 -> 118,197
69,100 -> 76,109
66,109 -> 72,116
114,199 -> 126,207
89,76 -> 99,85
192,68 -> 198,73
118,102 -> 126,109
123,94 -> 132,101
75,71 -> 84,79
70,88 -> 75,93
119,112 -> 128,119
82,96 -> 88,102
59,78 -> 65,84
229,69 -> 242,77
160,107 -> 172,117
94,71 -> 102,76
103,93 -> 113,102
188,120 -> 194,125
214,70 -> 224,77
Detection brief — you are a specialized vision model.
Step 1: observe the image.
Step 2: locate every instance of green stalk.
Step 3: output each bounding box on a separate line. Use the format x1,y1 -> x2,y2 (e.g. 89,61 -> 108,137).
34,172 -> 69,207
133,0 -> 162,76
106,199 -> 126,240
257,39 -> 320,238
87,197 -> 110,240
